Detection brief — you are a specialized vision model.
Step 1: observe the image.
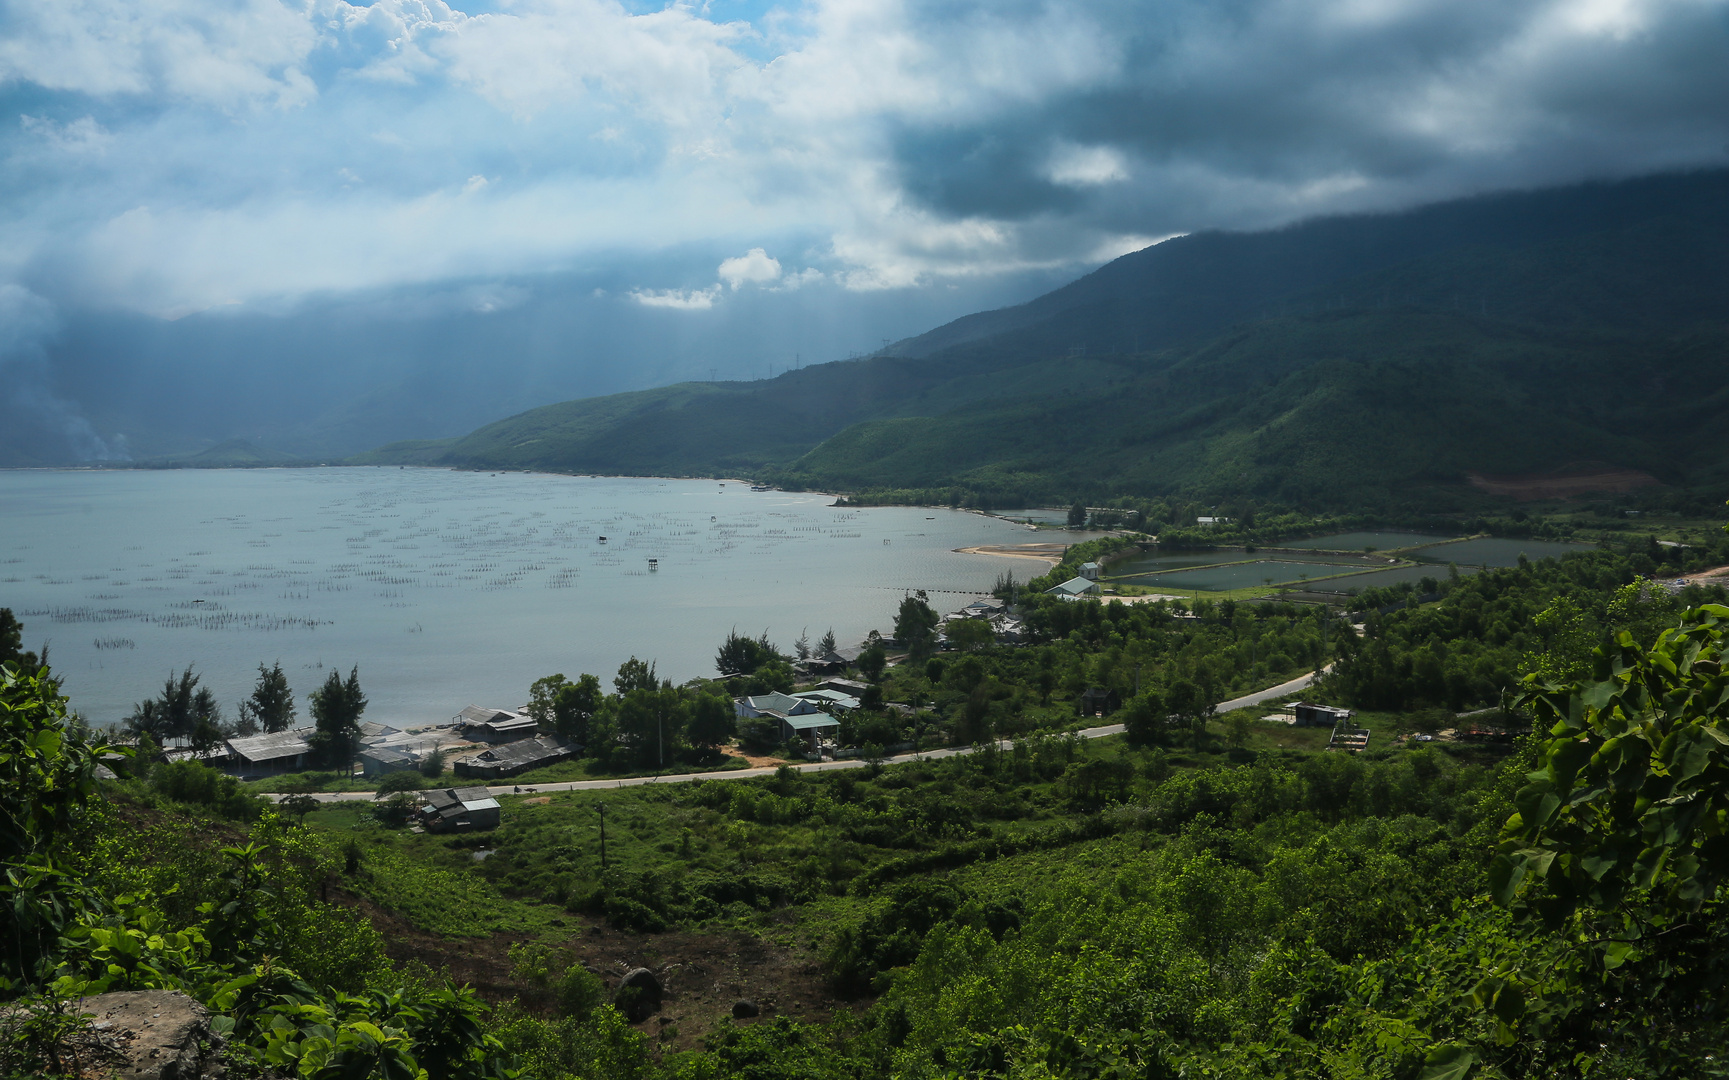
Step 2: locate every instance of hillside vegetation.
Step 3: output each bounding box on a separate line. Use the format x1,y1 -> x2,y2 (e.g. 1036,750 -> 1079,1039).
357,170 -> 1729,511
11,538 -> 1729,1078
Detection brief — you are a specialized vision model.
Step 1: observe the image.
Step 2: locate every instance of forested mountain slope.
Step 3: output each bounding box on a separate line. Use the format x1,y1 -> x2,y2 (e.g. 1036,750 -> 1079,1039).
358,169 -> 1729,510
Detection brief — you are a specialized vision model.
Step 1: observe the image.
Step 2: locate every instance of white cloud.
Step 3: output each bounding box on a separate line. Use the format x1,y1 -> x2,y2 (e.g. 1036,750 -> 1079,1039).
19,114 -> 112,153
0,0 -> 319,107
630,285 -> 721,309
0,0 -> 1724,318
718,247 -> 781,289
1046,143 -> 1128,187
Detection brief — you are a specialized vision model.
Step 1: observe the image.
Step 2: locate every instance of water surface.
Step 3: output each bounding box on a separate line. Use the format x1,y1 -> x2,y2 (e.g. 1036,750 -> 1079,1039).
0,469 -> 1047,727
1412,537 -> 1596,567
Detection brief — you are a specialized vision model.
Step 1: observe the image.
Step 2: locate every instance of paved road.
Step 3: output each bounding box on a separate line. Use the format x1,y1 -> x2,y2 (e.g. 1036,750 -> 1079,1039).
269,666 -> 1331,804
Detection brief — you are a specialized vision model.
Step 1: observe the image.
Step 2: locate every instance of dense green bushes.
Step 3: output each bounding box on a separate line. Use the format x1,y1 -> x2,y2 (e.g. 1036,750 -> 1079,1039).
1327,549 -> 1728,711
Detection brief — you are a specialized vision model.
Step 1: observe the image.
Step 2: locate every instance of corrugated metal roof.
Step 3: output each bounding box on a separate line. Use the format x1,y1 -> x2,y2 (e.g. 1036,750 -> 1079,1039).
360,745 -> 416,765
226,730 -> 311,762
1047,576 -> 1098,596
784,714 -> 840,731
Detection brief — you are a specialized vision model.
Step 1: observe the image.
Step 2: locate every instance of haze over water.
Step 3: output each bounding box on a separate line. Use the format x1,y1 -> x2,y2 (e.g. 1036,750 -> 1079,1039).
1,468 -> 1055,728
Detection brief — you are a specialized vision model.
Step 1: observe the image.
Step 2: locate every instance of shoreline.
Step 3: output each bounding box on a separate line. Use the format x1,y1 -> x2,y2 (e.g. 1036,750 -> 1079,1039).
953,543 -> 1069,565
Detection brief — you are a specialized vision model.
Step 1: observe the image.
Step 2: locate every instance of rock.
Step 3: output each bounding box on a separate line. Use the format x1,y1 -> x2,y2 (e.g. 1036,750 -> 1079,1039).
731,999 -> 760,1019
613,967 -> 663,1023
76,989 -> 221,1080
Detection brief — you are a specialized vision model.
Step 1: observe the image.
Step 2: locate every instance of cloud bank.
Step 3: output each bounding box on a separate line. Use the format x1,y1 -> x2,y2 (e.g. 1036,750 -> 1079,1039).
0,0 -> 1723,322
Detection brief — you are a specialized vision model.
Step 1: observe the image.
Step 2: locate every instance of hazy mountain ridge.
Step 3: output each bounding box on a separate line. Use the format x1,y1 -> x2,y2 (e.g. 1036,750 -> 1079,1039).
358,170 -> 1729,509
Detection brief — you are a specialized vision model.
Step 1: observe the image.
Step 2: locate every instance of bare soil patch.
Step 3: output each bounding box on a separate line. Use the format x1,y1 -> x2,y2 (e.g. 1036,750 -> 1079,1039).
333,888 -> 854,1053
1466,465 -> 1660,500
720,745 -> 786,769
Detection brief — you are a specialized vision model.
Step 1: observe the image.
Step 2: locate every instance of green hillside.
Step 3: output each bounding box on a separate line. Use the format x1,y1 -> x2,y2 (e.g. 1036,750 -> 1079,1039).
358,170 -> 1729,511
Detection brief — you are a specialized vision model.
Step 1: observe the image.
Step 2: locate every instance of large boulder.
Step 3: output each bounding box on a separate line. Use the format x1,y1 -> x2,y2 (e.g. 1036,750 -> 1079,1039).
613,967 -> 663,1023
731,999 -> 760,1019
76,989 -> 221,1080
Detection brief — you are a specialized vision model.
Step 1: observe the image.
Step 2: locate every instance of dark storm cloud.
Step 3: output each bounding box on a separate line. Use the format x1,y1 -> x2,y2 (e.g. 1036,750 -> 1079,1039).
890,0 -> 1729,234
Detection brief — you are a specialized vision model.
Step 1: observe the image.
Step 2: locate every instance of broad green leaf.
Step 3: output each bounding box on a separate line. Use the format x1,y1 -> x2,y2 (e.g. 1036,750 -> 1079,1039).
1416,1044 -> 1475,1080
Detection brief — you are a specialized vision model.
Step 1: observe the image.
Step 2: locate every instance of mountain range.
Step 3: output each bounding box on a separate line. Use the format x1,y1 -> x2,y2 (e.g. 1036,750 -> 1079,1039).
355,169 -> 1729,510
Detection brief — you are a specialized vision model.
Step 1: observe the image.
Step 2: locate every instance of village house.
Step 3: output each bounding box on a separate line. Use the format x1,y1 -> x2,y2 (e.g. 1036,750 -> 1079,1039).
224,730 -> 312,779
1047,576 -> 1099,598
359,745 -> 419,779
813,677 -> 869,697
416,786 -> 502,832
455,705 -> 538,744
733,691 -> 826,719
452,735 -> 579,780
734,691 -> 842,756
357,721 -> 401,744
792,688 -> 861,712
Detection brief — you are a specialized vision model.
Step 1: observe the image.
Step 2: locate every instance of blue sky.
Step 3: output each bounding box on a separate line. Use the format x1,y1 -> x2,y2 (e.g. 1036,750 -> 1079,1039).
3,0 -> 1728,457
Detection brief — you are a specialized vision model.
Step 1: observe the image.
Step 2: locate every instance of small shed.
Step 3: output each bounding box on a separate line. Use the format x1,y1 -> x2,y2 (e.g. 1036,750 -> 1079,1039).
452,735 -> 579,780
1079,561 -> 1101,581
1293,702 -> 1353,728
418,786 -> 502,832
780,712 -> 841,753
1078,687 -> 1121,717
359,745 -> 419,779
225,730 -> 312,778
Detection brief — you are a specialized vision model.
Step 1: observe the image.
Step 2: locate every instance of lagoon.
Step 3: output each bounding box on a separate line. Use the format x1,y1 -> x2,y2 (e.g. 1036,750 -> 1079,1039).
0,468 -> 1052,728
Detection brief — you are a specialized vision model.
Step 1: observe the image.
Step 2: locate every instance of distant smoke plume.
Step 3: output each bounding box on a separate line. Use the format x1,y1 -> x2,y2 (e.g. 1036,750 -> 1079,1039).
0,286 -> 126,463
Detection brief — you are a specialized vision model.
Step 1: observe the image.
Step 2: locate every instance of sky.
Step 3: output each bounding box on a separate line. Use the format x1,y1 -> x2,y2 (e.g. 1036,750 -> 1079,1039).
3,0 -> 1728,460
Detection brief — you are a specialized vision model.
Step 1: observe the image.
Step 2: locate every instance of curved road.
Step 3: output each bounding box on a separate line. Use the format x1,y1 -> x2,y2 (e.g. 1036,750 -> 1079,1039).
270,666 -> 1330,804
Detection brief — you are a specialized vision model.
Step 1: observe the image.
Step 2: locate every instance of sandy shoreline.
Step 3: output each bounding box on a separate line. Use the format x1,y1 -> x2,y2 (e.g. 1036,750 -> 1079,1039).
955,543 -> 1071,564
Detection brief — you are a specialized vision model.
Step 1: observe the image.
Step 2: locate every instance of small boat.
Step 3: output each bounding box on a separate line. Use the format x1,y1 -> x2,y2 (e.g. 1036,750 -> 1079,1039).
751,485 -> 772,492
598,536 -> 607,543
648,558 -> 659,570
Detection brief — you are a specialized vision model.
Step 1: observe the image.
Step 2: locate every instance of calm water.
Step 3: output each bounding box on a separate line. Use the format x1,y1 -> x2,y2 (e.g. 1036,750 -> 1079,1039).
1305,563 -> 1481,594
1281,531 -> 1457,551
1141,560 -> 1364,592
1412,537 -> 1597,567
0,469 -> 1055,728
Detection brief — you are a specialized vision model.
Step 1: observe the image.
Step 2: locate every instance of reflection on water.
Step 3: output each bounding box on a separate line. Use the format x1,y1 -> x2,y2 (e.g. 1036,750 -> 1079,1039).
0,469 -> 1046,727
